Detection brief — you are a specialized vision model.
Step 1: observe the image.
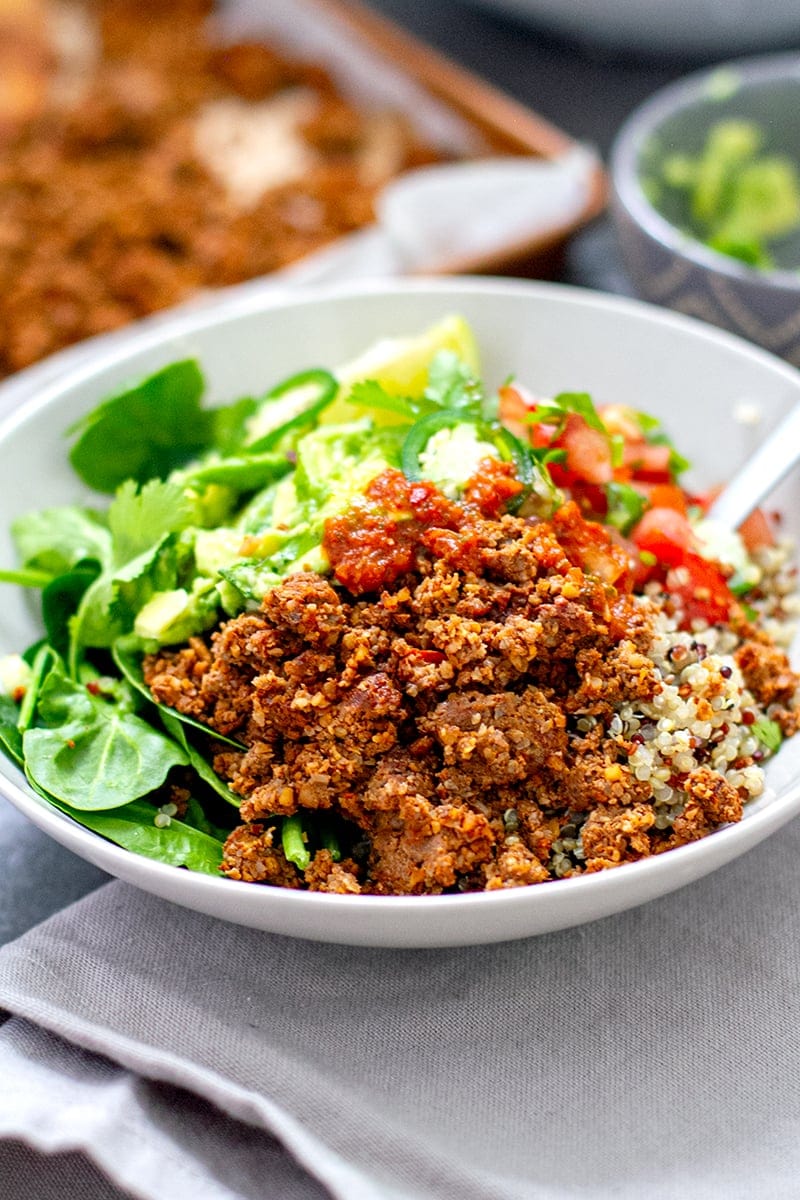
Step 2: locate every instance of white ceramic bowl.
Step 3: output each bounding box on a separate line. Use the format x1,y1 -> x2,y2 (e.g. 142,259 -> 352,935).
2,277 -> 800,947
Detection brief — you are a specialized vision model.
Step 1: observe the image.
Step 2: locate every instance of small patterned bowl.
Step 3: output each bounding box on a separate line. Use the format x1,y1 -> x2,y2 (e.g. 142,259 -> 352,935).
611,54 -> 800,367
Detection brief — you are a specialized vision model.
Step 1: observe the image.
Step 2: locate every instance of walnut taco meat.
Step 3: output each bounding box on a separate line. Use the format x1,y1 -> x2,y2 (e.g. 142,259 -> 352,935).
143,471 -> 800,895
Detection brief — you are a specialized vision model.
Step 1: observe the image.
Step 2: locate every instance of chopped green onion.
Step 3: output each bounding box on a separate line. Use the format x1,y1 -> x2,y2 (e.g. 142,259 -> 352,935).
282,813 -> 311,871
246,369 -> 338,453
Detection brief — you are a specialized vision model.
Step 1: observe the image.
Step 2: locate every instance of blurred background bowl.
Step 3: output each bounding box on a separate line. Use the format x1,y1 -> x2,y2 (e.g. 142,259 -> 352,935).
465,0 -> 800,57
610,53 -> 800,367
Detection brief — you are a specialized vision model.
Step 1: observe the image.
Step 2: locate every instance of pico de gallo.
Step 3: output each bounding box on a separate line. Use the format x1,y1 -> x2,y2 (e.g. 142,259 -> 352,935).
497,381 -> 776,628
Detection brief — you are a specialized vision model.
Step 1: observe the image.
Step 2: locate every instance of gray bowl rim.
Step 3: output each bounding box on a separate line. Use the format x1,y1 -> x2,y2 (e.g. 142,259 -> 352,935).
610,50 -> 800,293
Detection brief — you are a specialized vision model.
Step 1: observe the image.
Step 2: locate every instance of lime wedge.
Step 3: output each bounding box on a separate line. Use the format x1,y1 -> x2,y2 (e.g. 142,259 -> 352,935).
319,314 -> 480,425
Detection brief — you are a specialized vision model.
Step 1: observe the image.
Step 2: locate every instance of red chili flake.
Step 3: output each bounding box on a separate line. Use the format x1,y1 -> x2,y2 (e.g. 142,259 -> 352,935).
11,686 -> 26,703
742,710 -> 756,726
86,680 -> 101,695
66,739 -> 76,749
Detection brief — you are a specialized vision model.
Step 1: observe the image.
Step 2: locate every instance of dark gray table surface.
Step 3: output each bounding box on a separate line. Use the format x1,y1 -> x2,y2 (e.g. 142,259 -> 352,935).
0,2 -> 738,947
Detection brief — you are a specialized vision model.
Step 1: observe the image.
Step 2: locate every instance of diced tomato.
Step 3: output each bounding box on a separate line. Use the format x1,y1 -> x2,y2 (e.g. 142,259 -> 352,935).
666,552 -> 734,626
633,482 -> 688,515
622,441 -> 672,482
530,421 -> 559,450
497,384 -> 533,442
738,507 -> 775,553
559,412 -> 613,485
568,479 -> 608,520
552,501 -> 635,590
631,506 -> 695,567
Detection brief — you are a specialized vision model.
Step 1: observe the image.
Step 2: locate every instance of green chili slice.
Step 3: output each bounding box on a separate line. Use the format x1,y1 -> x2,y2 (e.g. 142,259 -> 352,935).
401,410 -> 481,481
246,369 -> 338,453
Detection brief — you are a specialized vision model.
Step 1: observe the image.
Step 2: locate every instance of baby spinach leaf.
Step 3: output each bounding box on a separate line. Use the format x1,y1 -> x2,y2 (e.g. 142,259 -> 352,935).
69,573 -> 126,666
37,794 -> 225,874
22,763 -> 221,878
0,695 -> 23,767
68,360 -> 211,493
23,662 -> 189,810
160,710 -> 240,808
11,506 -> 112,575
75,803 -> 225,874
112,638 -> 245,750
182,794 -> 235,843
42,563 -> 102,660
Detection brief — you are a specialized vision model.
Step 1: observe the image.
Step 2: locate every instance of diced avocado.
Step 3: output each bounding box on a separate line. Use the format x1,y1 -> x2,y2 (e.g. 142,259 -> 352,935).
418,423 -> 498,497
231,420 -> 401,587
194,527 -> 244,576
271,474 -> 301,527
285,542 -> 330,576
186,482 -> 236,528
295,424 -> 397,504
133,582 -> 219,646
219,559 -> 284,604
134,589 -> 192,640
241,521 -> 312,562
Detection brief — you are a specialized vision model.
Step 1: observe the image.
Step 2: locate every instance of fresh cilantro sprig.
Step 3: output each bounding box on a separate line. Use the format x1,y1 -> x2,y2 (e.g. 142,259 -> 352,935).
523,391 -> 607,434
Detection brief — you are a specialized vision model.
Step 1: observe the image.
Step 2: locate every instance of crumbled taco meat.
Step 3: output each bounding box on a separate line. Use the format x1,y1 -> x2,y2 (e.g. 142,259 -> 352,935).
143,475 -> 800,895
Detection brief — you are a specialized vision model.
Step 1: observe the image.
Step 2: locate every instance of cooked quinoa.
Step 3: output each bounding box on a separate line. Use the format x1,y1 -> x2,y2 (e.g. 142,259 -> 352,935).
143,474 -> 800,895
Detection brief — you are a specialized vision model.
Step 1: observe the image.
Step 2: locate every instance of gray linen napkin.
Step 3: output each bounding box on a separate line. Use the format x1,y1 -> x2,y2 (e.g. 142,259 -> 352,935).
2,819 -> 800,1200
